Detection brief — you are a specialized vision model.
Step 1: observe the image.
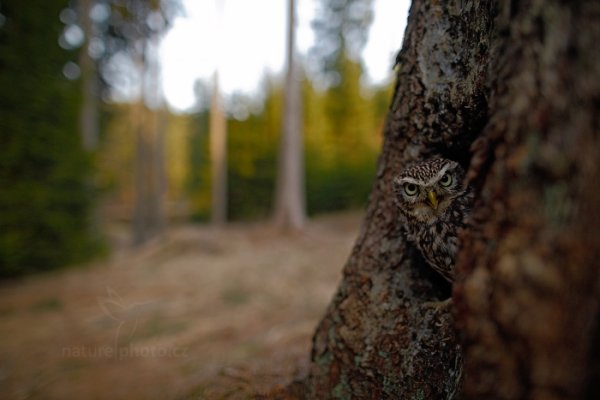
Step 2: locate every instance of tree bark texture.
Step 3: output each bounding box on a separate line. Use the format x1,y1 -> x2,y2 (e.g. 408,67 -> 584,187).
298,0 -> 600,399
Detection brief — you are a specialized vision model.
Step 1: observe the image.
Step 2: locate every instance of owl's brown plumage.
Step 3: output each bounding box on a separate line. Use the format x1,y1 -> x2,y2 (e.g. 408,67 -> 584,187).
393,158 -> 473,282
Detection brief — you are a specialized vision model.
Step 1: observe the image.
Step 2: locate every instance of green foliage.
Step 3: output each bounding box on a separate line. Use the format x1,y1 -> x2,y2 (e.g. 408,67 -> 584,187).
96,0 -> 182,97
95,103 -> 136,199
304,57 -> 383,215
94,0 -> 385,226
98,59 -> 388,224
305,152 -> 377,213
184,59 -> 387,221
227,98 -> 279,221
186,110 -> 211,221
185,81 -> 281,221
310,0 -> 374,86
0,0 -> 97,277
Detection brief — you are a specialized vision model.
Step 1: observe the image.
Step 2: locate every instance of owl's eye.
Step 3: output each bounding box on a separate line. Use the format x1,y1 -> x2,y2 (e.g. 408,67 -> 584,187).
404,183 -> 418,196
440,173 -> 453,187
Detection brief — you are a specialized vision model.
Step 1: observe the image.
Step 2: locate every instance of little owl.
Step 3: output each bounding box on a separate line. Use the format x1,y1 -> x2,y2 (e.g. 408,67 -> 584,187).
393,158 -> 473,282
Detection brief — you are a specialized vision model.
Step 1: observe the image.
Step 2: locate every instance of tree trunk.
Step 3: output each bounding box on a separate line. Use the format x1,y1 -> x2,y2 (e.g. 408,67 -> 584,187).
295,0 -> 600,398
274,0 -> 306,231
132,100 -> 150,245
132,38 -> 166,245
210,71 -> 228,225
79,0 -> 99,151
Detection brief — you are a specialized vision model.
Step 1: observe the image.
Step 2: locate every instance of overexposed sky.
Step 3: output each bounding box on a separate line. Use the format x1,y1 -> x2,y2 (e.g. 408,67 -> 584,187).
160,0 -> 410,112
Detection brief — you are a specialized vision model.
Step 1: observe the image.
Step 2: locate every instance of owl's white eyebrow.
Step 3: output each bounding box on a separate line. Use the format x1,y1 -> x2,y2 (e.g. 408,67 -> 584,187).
398,164 -> 452,187
397,177 -> 422,185
424,164 -> 451,186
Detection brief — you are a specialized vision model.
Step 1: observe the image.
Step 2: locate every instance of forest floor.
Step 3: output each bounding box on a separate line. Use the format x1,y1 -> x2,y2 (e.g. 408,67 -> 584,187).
0,211 -> 362,400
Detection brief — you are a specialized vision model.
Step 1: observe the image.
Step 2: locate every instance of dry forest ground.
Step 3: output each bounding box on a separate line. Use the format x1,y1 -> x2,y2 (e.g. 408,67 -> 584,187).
0,211 -> 362,399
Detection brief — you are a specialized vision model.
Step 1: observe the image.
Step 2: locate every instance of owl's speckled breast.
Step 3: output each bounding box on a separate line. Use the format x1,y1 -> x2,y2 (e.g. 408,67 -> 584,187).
400,186 -> 473,282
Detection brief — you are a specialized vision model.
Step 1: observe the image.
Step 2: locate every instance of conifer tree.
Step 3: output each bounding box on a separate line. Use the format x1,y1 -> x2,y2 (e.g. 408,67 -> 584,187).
0,0 -> 96,276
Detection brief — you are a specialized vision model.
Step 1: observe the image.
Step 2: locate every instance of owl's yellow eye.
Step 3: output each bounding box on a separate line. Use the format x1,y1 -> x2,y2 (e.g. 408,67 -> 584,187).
440,173 -> 453,187
404,183 -> 418,196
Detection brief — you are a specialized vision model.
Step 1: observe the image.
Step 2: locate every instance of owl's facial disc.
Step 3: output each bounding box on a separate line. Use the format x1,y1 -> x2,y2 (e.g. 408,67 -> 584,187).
410,188 -> 453,223
394,158 -> 467,224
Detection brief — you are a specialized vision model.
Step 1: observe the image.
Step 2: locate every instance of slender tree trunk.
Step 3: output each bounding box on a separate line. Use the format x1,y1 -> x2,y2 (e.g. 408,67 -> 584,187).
291,0 -> 600,398
78,0 -> 98,151
133,42 -> 149,246
210,71 -> 228,225
274,0 -> 305,231
210,0 -> 228,226
132,38 -> 166,245
133,103 -> 166,245
133,99 -> 150,246
150,33 -> 167,237
78,0 -> 102,246
153,106 -> 167,236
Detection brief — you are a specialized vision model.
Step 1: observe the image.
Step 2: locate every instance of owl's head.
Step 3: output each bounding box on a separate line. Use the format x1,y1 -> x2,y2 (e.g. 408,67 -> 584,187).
393,158 -> 466,223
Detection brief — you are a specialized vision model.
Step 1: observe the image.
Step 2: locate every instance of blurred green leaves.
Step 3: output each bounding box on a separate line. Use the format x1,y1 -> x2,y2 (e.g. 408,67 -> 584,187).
0,0 -> 391,278
0,0 -> 97,277
183,58 -> 389,221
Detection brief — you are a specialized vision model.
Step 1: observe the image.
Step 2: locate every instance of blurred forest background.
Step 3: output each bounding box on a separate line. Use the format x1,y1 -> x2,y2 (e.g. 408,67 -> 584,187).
0,0 -> 398,278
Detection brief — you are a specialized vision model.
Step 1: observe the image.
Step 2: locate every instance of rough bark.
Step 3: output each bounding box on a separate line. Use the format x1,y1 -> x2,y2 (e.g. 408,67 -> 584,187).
293,0 -> 600,399
455,1 -> 600,399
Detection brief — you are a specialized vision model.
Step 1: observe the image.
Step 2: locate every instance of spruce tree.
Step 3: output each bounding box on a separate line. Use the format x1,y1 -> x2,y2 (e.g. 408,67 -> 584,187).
0,0 -> 95,277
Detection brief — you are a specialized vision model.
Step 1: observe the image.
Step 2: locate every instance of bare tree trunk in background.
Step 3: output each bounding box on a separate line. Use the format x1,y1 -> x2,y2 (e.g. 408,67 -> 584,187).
78,0 -> 98,151
78,0 -> 102,245
132,38 -> 166,245
133,98 -> 150,246
210,71 -> 228,225
274,0 -> 305,231
133,104 -> 166,245
149,33 -> 167,238
283,0 -> 600,398
153,106 -> 167,237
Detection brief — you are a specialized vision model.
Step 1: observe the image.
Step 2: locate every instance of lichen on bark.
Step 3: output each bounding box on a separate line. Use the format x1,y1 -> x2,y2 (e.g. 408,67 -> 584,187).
289,0 -> 600,399
301,1 -> 494,398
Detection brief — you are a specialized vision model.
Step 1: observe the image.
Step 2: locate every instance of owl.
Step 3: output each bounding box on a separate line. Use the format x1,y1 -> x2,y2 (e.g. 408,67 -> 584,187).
393,158 -> 473,282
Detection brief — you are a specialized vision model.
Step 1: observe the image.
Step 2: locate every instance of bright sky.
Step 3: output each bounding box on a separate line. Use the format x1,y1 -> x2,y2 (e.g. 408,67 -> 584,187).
160,0 -> 410,112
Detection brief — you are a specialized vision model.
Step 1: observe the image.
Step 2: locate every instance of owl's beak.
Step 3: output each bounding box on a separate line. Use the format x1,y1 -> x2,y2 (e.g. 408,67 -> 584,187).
427,191 -> 438,210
